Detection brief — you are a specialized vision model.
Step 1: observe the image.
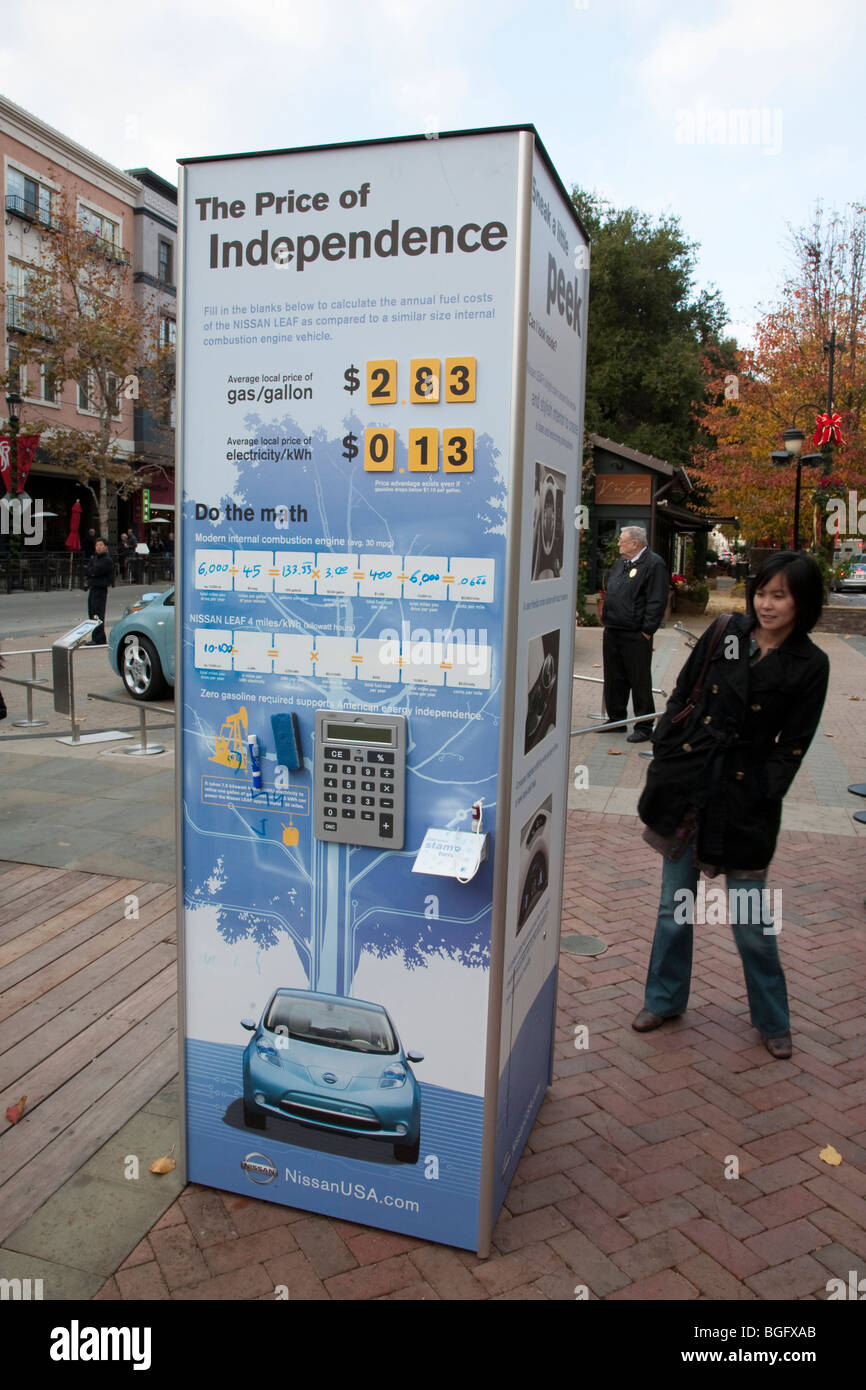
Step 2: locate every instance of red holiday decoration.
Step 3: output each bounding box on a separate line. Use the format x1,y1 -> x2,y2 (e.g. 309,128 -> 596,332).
0,434 -> 40,493
813,412 -> 844,447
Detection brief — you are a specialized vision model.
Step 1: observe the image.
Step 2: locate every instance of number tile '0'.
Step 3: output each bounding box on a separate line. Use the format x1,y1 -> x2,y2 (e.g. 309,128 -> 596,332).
364,427 -> 396,471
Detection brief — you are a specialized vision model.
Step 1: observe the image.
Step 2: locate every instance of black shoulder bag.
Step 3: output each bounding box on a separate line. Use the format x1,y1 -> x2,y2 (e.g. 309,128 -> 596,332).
669,615 -> 732,730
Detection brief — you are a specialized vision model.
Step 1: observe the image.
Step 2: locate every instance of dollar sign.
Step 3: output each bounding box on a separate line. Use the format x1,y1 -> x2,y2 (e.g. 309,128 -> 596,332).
342,432 -> 359,461
343,364 -> 360,394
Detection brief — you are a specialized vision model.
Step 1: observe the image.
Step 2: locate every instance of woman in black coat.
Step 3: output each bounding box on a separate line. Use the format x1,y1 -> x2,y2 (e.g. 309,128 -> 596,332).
634,552 -> 829,1059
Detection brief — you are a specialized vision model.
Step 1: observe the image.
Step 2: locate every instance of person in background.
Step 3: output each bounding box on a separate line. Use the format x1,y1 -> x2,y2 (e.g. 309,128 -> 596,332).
85,538 -> 115,645
81,528 -> 96,559
122,531 -> 137,583
602,525 -> 670,742
634,552 -> 829,1060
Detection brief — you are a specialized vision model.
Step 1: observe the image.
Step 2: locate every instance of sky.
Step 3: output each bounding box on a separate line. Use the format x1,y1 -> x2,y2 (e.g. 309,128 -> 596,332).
1,0 -> 863,346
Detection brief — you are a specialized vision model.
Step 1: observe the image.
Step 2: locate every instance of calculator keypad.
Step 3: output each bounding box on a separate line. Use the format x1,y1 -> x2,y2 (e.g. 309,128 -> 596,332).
315,714 -> 405,849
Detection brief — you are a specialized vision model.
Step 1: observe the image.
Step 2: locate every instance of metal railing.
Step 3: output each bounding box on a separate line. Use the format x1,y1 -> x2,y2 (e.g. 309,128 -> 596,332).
0,552 -> 174,592
569,620 -> 707,742
4,193 -> 57,229
85,232 -> 131,266
1,643 -> 104,739
5,293 -> 53,337
86,691 -> 173,756
570,712 -> 659,738
672,621 -> 701,649
1,647 -> 51,727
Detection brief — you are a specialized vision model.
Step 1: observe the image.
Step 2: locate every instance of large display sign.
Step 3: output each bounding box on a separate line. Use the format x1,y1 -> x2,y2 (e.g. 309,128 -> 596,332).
177,128 -> 588,1254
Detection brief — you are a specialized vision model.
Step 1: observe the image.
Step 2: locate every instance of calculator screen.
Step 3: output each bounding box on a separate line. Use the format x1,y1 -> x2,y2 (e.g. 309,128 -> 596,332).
325,722 -> 394,745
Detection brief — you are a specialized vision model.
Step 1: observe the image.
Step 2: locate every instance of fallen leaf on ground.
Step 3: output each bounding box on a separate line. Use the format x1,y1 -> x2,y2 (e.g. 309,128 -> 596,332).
819,1144 -> 843,1166
5,1096 -> 27,1125
607,749 -> 625,756
824,733 -> 835,737
850,696 -> 861,701
592,663 -> 600,668
150,1144 -> 176,1174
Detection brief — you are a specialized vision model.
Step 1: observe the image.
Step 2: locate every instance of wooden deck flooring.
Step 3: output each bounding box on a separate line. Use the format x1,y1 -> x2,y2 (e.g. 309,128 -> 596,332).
0,860 -> 177,1245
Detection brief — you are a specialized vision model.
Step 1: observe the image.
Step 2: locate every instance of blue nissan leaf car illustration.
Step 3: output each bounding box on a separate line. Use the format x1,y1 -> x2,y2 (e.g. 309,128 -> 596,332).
241,989 -> 424,1163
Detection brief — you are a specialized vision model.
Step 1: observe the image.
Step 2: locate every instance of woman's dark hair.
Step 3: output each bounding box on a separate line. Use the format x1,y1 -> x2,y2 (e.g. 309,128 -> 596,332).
747,551 -> 824,634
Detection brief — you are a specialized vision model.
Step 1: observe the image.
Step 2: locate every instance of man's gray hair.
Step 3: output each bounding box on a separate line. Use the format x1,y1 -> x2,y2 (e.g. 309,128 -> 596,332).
621,525 -> 647,546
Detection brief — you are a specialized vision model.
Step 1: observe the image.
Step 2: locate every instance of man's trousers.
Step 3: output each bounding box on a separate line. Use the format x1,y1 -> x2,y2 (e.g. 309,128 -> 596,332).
602,627 -> 654,735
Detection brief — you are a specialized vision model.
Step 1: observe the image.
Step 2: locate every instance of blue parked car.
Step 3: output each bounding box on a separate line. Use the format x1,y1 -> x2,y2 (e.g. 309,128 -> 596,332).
108,588 -> 175,700
241,989 -> 423,1163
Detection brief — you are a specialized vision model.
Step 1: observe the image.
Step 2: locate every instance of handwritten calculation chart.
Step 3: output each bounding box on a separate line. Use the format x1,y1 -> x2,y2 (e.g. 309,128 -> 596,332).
194,549 -> 495,603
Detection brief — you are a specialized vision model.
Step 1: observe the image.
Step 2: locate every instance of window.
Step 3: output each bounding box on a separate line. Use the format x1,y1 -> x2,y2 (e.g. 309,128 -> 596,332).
41,365 -> 59,404
7,168 -> 51,224
9,261 -> 36,296
80,206 -> 118,247
7,344 -> 25,396
160,316 -> 176,347
158,239 -> 173,284
78,371 -> 121,416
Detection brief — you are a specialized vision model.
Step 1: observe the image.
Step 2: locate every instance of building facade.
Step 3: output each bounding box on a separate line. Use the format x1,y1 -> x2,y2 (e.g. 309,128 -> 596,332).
1,96 -> 175,556
126,166 -> 177,541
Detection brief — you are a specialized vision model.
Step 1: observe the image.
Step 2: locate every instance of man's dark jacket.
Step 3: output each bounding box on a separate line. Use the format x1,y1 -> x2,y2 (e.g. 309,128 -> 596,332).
86,553 -> 115,589
603,548 -> 669,634
638,613 -> 829,870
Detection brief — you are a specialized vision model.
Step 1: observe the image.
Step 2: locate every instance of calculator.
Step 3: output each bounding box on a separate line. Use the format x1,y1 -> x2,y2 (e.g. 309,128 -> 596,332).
313,710 -> 407,849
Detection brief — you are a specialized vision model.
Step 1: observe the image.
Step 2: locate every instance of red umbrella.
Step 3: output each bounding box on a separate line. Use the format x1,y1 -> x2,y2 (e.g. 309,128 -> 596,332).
65,499 -> 82,551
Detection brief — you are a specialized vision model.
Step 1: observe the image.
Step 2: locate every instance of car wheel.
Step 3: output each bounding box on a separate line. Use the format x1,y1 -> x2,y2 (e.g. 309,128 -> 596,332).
121,634 -> 168,701
393,1136 -> 420,1164
243,1097 -> 266,1130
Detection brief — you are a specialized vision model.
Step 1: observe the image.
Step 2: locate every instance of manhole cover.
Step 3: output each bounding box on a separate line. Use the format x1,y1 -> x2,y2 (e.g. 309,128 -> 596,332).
561,934 -> 607,957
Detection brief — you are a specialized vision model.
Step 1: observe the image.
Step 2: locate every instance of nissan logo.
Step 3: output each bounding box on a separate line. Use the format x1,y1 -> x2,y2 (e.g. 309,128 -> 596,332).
240,1152 -> 278,1185
322,1073 -> 338,1085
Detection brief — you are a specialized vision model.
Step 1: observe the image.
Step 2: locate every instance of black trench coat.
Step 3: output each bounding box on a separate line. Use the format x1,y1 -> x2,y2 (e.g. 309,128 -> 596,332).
638,614 -> 829,872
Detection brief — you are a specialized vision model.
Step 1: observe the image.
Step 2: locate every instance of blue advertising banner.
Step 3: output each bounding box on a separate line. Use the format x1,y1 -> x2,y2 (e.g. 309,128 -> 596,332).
177,129 -> 587,1253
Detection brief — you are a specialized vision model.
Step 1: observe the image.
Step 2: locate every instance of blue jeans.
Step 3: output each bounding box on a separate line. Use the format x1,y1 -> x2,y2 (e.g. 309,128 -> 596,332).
643,844 -> 790,1037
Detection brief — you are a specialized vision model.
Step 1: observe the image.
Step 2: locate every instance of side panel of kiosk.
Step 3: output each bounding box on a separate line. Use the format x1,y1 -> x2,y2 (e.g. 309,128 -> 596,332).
485,143 -> 589,1235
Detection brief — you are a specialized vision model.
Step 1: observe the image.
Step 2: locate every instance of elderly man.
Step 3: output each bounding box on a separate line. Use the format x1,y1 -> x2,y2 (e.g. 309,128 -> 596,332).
602,526 -> 670,742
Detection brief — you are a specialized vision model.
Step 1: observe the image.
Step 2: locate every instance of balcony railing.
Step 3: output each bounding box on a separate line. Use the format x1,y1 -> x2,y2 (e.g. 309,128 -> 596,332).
86,232 -> 131,266
5,293 -> 52,339
5,193 -> 57,230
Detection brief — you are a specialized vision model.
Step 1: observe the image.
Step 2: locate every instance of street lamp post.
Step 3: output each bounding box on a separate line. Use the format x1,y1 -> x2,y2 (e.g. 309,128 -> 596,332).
3,390 -> 23,586
772,406 -> 824,550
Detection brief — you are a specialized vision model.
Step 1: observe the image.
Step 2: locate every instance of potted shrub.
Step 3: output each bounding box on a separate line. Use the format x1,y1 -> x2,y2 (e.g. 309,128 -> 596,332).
671,574 -> 710,615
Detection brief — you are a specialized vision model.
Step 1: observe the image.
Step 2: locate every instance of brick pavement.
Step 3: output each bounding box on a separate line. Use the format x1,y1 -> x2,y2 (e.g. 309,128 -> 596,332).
94,810 -> 866,1301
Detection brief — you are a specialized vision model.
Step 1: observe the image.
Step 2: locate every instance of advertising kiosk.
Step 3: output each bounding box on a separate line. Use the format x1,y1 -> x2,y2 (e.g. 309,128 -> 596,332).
177,127 -> 589,1254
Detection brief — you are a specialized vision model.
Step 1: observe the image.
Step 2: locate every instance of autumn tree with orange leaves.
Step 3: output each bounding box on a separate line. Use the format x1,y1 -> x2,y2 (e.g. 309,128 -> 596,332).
1,184 -> 171,536
693,203 -> 866,548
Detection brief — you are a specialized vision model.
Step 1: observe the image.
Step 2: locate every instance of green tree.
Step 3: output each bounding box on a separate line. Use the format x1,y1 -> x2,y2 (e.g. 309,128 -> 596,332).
571,188 -> 736,468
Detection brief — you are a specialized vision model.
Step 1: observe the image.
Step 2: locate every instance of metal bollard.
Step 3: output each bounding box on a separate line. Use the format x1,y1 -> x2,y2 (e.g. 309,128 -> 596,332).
11,651 -> 49,728
125,703 -> 165,756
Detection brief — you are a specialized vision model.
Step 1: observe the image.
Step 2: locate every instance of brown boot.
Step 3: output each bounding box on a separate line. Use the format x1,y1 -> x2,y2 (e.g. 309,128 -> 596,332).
632,1009 -> 673,1032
